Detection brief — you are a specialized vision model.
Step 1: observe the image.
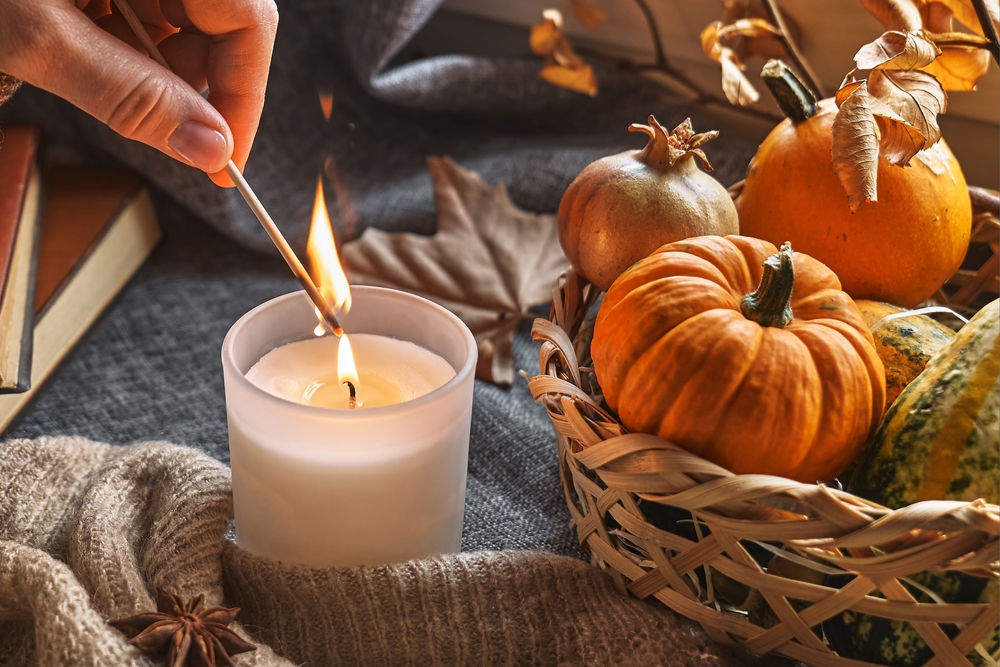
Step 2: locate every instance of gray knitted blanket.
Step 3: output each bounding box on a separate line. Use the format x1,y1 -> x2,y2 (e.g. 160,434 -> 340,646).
0,436 -> 747,666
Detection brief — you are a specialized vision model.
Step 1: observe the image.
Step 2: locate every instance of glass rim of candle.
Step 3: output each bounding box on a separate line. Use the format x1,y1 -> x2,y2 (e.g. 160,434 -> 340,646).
222,287 -> 477,417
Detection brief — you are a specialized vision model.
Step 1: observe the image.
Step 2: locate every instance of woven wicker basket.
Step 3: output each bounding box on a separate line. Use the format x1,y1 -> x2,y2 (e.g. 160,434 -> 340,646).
528,186 -> 1000,667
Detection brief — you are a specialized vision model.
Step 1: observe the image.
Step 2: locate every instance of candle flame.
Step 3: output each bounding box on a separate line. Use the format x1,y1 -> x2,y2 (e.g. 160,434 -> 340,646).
306,176 -> 352,336
338,333 -> 359,387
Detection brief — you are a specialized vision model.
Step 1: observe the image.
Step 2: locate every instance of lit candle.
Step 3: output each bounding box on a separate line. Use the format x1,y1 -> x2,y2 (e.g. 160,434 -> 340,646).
221,179 -> 477,568
245,333 -> 455,410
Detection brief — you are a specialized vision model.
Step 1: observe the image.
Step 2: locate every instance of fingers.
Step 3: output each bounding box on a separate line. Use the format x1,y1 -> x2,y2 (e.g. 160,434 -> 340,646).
8,3 -> 234,173
182,0 -> 278,186
1,0 -> 277,188
94,13 -> 176,52
158,29 -> 210,93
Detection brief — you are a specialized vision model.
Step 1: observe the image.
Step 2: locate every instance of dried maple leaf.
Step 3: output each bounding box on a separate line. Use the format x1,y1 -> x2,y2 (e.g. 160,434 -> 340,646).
569,0 -> 605,30
110,589 -> 255,667
530,9 -> 598,96
832,81 -> 881,211
700,21 -> 761,106
341,157 -> 569,386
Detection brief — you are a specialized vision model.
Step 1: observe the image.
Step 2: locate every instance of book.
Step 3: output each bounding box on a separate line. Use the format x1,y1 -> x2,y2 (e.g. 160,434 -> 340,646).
0,126 -> 42,392
0,168 -> 162,432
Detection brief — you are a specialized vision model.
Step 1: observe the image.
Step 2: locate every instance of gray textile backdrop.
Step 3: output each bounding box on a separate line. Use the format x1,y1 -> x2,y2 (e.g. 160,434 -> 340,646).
0,0 -> 755,556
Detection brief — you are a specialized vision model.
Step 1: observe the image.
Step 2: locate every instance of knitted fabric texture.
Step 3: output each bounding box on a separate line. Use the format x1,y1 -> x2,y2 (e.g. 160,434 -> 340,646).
0,436 -> 748,666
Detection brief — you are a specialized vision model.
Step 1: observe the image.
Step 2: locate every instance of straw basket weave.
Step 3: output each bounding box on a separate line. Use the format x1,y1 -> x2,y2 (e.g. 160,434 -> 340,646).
528,186 -> 1000,667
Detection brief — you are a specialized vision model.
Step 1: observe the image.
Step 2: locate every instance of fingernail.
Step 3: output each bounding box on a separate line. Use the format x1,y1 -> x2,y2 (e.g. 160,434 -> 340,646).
168,121 -> 228,172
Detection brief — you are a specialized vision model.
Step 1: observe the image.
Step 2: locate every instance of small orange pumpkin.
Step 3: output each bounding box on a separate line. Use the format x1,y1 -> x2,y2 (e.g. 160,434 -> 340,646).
592,235 -> 886,483
737,63 -> 971,308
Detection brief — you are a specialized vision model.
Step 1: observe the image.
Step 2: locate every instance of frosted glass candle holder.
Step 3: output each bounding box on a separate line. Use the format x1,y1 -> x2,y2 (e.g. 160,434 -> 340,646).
222,288 -> 477,568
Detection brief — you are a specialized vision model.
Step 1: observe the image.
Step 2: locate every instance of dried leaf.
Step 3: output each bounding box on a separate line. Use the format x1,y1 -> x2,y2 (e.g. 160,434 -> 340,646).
700,22 -> 761,106
861,0 -> 924,31
530,10 -> 597,95
854,30 -> 941,70
922,2 -> 955,32
701,21 -> 725,60
867,68 -> 946,151
570,0 -> 605,30
529,17 -> 559,55
717,17 -> 782,41
873,108 -> 927,165
836,76 -> 866,106
717,17 -> 786,60
932,0 -> 999,36
921,43 -> 992,90
720,53 -> 761,105
831,82 -> 880,210
341,158 -> 569,386
540,63 -> 598,96
721,0 -> 752,24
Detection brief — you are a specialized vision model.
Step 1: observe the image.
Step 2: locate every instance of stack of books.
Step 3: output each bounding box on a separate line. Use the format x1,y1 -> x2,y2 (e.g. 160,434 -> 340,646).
0,126 -> 162,432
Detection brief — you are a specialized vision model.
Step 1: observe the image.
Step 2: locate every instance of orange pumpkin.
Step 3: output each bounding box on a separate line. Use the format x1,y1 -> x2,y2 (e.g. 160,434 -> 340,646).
738,67 -> 971,308
592,235 -> 886,483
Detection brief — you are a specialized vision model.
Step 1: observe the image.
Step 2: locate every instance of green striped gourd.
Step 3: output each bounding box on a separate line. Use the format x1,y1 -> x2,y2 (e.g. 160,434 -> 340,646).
827,299 -> 999,666
855,300 -> 955,408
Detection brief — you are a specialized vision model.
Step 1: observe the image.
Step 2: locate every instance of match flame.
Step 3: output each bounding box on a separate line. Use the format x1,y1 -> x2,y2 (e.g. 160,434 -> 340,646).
306,176 -> 352,336
338,333 -> 359,387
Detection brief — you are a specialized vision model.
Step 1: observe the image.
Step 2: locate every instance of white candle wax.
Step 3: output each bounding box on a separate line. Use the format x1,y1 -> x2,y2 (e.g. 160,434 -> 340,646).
246,334 -> 455,410
223,289 -> 477,569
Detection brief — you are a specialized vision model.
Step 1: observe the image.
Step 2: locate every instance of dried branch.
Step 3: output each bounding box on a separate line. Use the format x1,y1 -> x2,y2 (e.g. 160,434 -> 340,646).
972,0 -> 1000,63
760,0 -> 827,97
969,185 -> 1000,216
632,0 -> 667,69
624,0 -> 783,123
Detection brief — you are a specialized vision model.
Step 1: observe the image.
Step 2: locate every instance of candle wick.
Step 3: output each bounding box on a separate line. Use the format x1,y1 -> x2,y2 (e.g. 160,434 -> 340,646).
343,380 -> 357,409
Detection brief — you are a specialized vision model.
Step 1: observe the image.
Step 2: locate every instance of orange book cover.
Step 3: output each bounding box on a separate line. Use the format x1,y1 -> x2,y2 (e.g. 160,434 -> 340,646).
0,126 -> 41,392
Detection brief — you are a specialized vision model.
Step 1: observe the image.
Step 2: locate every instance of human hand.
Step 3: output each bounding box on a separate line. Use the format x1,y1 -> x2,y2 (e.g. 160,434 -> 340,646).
0,0 -> 278,186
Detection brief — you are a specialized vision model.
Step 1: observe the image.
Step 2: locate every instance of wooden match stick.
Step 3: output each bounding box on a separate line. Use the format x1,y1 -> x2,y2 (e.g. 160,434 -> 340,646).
111,0 -> 344,336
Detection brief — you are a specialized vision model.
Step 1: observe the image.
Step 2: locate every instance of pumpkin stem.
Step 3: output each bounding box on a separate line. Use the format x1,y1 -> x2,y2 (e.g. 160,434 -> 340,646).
629,116 -> 719,172
761,59 -> 818,123
741,242 -> 795,328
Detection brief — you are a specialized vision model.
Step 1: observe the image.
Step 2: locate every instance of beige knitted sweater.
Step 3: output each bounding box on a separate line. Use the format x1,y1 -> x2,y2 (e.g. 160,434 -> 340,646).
0,436 -> 748,666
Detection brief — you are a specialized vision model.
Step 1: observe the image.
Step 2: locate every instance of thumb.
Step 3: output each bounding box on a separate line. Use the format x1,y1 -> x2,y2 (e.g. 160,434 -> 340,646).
20,5 -> 233,172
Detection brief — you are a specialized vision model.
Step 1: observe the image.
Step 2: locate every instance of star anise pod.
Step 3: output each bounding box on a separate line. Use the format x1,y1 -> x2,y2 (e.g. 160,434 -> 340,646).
110,589 -> 256,667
